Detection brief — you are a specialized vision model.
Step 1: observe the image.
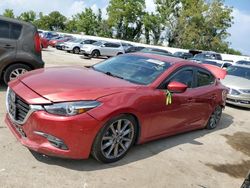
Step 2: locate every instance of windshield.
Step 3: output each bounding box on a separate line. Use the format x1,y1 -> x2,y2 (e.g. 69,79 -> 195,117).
227,66 -> 250,80
93,55 -> 171,85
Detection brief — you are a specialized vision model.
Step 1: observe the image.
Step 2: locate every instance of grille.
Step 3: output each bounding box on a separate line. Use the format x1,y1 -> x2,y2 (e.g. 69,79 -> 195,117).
7,89 -> 30,124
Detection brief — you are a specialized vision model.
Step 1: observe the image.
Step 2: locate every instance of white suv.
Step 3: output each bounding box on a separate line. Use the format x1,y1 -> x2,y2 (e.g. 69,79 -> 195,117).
64,39 -> 97,54
81,41 -> 126,58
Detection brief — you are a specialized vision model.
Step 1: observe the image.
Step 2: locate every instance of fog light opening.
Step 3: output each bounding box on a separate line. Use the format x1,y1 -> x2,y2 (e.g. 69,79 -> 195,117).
34,131 -> 68,150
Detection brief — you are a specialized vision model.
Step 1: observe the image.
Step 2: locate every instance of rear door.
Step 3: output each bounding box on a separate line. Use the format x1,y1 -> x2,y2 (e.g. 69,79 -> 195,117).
101,42 -> 122,56
0,20 -> 19,61
186,68 -> 217,127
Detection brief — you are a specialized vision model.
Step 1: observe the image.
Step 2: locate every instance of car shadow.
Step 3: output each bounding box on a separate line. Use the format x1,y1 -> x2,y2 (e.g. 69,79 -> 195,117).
30,112 -> 234,171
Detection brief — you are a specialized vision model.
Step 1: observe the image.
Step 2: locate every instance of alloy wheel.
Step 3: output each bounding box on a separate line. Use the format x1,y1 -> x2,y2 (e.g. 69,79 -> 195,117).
101,119 -> 135,159
208,106 -> 222,129
9,68 -> 28,81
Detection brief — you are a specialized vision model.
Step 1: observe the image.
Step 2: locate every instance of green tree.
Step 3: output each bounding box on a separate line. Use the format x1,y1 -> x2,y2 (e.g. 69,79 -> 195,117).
143,13 -> 164,45
18,11 -> 36,23
95,9 -> 113,37
47,11 -> 67,31
156,0 -> 234,53
3,9 -> 15,18
107,0 -> 145,41
65,18 -> 78,33
75,8 -> 98,35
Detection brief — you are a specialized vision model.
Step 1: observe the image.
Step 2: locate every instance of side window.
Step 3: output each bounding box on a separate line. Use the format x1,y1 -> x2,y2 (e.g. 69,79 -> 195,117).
196,71 -> 215,87
170,70 -> 194,88
84,40 -> 91,44
0,21 -> 10,39
10,23 -> 22,39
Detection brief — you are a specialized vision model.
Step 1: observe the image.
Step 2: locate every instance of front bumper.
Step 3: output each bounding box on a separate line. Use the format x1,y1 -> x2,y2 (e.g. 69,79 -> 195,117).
5,110 -> 102,159
226,95 -> 250,108
64,46 -> 73,51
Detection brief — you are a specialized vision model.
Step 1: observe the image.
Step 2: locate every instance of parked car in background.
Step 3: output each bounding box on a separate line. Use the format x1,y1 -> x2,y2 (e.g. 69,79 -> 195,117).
65,39 -> 97,54
200,60 -> 232,69
42,32 -> 59,40
49,36 -> 73,47
193,52 -> 222,61
236,60 -> 250,66
125,46 -> 145,53
5,53 -> 227,163
126,46 -> 172,57
140,47 -> 172,56
81,41 -> 125,57
55,38 -> 76,50
40,37 -> 49,48
0,16 -> 44,84
174,51 -> 193,59
221,65 -> 250,108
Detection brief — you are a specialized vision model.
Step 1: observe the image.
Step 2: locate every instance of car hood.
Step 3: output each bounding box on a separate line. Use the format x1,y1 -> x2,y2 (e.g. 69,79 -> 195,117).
221,75 -> 250,89
18,67 -> 137,102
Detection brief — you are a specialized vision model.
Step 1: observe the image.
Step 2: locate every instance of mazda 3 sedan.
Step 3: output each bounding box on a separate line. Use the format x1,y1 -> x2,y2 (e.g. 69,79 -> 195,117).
5,53 -> 227,163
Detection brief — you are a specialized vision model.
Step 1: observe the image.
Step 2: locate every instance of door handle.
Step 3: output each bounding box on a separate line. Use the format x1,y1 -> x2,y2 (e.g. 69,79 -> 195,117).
4,44 -> 14,49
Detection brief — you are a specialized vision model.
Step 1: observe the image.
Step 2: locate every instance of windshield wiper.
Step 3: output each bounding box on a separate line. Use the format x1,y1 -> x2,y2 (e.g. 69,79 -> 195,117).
105,72 -> 124,79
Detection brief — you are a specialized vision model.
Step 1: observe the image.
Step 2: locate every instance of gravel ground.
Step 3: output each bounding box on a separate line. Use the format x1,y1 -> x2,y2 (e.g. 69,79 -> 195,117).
0,47 -> 249,188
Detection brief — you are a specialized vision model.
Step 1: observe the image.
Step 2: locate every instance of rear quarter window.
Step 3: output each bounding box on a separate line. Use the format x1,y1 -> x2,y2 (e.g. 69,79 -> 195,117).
197,70 -> 215,87
10,23 -> 22,39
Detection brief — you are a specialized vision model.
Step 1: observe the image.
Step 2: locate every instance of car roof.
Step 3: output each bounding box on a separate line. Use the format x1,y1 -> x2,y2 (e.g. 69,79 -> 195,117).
231,64 -> 250,69
0,16 -> 35,28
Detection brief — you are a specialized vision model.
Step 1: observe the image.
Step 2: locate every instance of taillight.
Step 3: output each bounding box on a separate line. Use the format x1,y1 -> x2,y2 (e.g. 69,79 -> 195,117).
34,32 -> 41,53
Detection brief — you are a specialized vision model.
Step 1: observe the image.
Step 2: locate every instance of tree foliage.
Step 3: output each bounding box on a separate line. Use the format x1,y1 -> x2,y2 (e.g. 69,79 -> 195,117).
0,0 -> 242,55
18,11 -> 36,23
2,9 -> 15,18
107,0 -> 146,41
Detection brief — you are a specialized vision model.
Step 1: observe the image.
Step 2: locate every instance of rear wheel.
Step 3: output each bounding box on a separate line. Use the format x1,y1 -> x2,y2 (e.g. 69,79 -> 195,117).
3,64 -> 31,84
91,50 -> 100,58
206,106 -> 222,129
73,47 -> 80,54
92,114 -> 137,163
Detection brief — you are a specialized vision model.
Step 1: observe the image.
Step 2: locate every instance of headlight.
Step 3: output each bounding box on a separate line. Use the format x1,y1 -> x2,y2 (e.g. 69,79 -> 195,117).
230,88 -> 240,95
43,101 -> 101,116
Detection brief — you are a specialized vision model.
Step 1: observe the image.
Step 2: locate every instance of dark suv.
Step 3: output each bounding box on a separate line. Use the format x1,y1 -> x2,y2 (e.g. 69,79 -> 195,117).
0,16 -> 44,84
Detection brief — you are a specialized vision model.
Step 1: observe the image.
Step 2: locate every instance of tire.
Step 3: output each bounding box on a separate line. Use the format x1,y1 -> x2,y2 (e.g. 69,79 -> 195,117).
73,47 -> 80,54
3,64 -> 31,85
206,106 -> 222,129
91,50 -> 100,58
92,114 -> 137,163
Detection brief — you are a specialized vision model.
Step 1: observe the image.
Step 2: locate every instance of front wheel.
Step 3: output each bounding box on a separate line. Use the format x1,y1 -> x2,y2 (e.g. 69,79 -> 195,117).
206,106 -> 222,129
92,115 -> 137,163
73,47 -> 80,54
91,50 -> 100,58
3,64 -> 31,85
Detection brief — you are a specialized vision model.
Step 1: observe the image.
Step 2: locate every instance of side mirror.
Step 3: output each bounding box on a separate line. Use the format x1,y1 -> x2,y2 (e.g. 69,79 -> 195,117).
167,81 -> 188,93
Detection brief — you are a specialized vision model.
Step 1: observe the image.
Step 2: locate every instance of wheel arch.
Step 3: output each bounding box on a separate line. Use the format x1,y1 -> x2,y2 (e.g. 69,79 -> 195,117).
1,61 -> 34,78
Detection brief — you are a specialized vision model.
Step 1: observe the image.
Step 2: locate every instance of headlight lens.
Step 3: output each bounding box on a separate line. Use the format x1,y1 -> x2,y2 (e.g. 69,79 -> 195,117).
230,88 -> 240,95
43,101 -> 101,116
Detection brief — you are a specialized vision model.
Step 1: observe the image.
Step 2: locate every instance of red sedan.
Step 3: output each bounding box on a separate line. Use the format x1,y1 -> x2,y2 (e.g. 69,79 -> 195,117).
5,53 -> 227,163
49,37 -> 73,47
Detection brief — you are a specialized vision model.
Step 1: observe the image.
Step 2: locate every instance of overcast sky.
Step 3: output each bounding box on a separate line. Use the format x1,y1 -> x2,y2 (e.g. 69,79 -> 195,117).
0,0 -> 249,55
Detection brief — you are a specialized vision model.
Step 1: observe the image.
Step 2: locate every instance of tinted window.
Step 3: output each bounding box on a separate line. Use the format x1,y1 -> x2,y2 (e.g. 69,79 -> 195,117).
227,66 -> 250,80
105,43 -> 120,48
93,55 -> 171,85
170,70 -> 193,88
0,21 -> 10,39
197,71 -> 215,87
237,60 -> 250,66
10,23 -> 22,39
